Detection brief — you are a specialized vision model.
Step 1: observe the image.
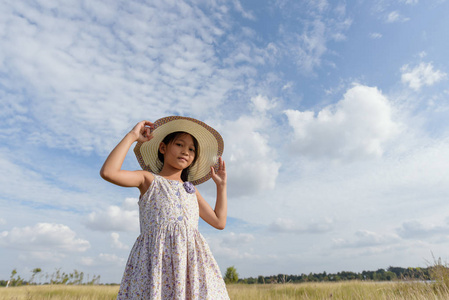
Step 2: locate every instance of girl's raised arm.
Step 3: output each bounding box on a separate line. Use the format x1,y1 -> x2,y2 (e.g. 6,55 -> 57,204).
100,121 -> 154,192
197,157 -> 227,230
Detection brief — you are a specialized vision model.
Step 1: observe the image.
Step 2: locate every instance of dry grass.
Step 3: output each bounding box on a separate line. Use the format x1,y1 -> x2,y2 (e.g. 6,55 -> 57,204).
227,281 -> 449,300
1,280 -> 449,300
0,285 -> 119,300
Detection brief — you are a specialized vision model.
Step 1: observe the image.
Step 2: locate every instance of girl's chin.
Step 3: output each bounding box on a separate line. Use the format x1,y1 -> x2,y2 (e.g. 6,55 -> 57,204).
177,159 -> 191,165
171,161 -> 191,169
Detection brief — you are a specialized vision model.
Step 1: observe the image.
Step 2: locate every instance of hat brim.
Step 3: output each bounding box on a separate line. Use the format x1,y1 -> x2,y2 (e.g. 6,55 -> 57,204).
134,116 -> 224,185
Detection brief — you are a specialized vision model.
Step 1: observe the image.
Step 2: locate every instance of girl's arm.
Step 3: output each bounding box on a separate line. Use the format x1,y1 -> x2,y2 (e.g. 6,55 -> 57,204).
100,121 -> 154,193
197,157 -> 227,230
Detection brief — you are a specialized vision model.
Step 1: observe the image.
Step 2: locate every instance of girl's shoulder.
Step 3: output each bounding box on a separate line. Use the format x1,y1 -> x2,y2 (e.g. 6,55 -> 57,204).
138,171 -> 155,195
137,170 -> 155,183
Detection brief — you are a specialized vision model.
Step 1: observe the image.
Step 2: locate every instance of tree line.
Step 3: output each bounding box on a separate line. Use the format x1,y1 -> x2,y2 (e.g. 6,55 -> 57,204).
4,265 -> 444,286
1,268 -> 101,287
226,266 -> 440,284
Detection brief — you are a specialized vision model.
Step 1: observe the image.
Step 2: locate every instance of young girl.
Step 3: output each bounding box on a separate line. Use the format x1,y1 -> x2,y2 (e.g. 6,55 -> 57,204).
100,116 -> 230,299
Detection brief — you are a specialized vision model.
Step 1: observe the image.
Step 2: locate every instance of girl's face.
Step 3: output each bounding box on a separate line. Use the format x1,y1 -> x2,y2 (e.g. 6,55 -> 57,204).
160,133 -> 196,170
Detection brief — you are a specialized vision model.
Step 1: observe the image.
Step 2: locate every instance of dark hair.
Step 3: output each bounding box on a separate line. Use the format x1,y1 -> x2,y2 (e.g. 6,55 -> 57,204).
158,131 -> 199,182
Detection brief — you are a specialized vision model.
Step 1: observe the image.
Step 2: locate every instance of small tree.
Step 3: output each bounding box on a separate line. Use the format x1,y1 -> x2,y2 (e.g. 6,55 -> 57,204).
9,269 -> 24,286
30,268 -> 42,285
224,266 -> 239,284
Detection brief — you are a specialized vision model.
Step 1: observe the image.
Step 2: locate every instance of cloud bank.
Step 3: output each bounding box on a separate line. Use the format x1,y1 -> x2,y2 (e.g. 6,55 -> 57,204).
285,85 -> 400,160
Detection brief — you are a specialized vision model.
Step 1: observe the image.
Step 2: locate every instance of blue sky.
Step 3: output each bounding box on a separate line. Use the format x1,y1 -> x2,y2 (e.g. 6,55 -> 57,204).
1,0 -> 449,283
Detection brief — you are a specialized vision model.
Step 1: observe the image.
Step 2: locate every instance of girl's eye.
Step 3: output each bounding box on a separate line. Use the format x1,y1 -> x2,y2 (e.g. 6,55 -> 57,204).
176,143 -> 182,147
189,148 -> 195,152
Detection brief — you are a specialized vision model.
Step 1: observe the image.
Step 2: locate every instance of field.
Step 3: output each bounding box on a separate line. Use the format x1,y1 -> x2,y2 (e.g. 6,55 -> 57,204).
1,281 -> 449,300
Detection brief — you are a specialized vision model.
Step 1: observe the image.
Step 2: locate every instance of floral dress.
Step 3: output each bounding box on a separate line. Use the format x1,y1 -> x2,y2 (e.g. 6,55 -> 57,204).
117,174 -> 229,300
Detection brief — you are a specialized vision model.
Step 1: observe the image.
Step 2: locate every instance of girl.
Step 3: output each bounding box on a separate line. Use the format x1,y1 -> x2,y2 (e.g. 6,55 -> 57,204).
100,116 -> 229,299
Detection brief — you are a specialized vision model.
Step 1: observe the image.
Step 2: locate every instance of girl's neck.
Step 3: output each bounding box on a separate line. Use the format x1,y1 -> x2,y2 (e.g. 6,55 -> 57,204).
158,166 -> 183,182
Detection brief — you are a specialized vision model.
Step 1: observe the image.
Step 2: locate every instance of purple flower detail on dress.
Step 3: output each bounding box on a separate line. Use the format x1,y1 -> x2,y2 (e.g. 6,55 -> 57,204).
183,182 -> 195,194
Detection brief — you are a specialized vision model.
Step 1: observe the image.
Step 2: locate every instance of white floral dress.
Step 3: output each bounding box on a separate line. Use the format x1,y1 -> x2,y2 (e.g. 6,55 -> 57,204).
117,174 -> 229,300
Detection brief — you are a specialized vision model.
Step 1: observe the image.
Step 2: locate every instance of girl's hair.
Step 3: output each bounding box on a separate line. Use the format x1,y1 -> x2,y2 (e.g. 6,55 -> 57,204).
158,131 -> 199,182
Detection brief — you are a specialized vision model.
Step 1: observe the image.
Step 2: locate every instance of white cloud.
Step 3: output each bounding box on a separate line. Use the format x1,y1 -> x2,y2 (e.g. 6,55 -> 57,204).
289,19 -> 327,73
0,0 -> 258,155
80,253 -> 126,267
85,198 -> 139,232
282,82 -> 293,90
0,148 -> 102,210
18,251 -> 67,263
233,0 -> 256,20
418,51 -> 427,58
332,32 -> 347,41
0,223 -> 90,253
206,235 -> 262,261
221,232 -> 255,246
370,32 -> 383,39
284,84 -> 400,161
401,0 -> 418,4
386,11 -> 400,22
310,0 -> 329,13
275,2 -> 351,74
111,232 -> 129,250
80,257 -> 96,267
397,220 -> 449,239
401,62 -> 447,91
334,3 -> 346,16
250,95 -> 277,113
268,218 -> 334,234
386,11 -> 409,23
334,230 -> 401,248
221,112 -> 281,196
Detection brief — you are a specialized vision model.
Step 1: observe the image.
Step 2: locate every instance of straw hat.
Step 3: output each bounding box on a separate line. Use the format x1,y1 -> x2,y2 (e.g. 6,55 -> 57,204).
134,116 -> 224,185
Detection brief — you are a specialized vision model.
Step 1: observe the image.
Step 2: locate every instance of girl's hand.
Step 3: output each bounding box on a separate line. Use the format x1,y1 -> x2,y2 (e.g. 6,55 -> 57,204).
130,121 -> 154,143
211,157 -> 226,187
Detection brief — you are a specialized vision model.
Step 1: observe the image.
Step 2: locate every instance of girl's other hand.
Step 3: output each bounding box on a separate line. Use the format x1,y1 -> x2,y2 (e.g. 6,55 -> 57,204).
211,157 -> 226,187
130,120 -> 155,143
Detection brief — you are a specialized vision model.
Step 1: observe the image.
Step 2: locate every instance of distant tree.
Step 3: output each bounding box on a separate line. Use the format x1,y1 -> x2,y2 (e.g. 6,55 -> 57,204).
384,271 -> 397,281
9,268 -> 24,286
241,277 -> 257,284
70,269 -> 84,285
224,266 -> 239,284
257,275 -> 265,284
50,268 -> 69,284
87,274 -> 101,285
10,269 -> 17,283
277,274 -> 287,284
388,266 -> 406,278
30,268 -> 42,285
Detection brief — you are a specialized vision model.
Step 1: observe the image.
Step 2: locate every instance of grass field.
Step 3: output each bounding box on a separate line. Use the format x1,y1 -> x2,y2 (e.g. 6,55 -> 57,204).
1,281 -> 449,300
